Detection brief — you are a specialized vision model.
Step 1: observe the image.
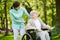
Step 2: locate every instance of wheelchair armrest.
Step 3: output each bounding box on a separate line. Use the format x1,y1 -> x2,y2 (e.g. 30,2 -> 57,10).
42,28 -> 51,37
42,28 -> 49,30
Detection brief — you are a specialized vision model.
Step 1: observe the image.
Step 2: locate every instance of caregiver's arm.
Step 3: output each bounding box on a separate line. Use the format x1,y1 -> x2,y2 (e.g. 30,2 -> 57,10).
22,7 -> 31,18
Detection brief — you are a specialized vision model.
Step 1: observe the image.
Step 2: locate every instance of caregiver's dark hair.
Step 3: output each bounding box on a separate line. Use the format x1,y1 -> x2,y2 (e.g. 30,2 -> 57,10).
11,1 -> 20,9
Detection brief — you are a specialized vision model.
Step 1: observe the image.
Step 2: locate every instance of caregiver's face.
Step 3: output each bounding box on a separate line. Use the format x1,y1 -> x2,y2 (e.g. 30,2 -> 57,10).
15,6 -> 20,10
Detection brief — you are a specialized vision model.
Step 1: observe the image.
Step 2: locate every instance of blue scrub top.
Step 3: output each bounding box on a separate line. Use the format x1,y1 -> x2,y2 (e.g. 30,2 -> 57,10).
10,7 -> 31,30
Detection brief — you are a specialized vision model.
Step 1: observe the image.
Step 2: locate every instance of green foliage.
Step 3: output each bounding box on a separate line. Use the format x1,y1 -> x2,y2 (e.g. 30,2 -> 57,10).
0,0 -> 56,28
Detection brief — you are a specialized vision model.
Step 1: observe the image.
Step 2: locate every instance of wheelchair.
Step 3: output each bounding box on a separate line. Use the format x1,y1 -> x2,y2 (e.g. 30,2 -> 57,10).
22,29 -> 51,40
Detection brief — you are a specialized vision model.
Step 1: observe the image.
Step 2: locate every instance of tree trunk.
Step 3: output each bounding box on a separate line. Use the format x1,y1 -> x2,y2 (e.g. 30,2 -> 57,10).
52,0 -> 54,26
4,0 -> 8,35
43,0 -> 47,24
56,0 -> 60,28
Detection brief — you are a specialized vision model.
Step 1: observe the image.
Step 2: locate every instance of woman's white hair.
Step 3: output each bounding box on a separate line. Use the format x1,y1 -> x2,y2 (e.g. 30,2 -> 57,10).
30,10 -> 38,15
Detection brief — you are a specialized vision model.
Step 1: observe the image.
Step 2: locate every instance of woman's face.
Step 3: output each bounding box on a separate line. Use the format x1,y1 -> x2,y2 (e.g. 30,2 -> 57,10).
31,13 -> 38,19
15,6 -> 20,10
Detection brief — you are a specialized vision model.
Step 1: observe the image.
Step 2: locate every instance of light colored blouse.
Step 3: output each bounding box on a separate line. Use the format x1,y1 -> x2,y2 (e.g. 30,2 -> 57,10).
10,7 -> 30,30
34,19 -> 41,30
26,18 -> 50,30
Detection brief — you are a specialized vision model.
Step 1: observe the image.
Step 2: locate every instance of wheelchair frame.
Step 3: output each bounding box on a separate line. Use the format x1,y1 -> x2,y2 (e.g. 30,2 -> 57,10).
22,29 -> 41,40
22,29 -> 51,40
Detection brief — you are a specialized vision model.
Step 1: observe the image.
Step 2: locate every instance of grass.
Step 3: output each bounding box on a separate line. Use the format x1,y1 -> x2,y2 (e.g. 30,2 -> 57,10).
0,28 -> 60,40
0,34 -> 14,40
0,34 -> 20,40
52,28 -> 60,40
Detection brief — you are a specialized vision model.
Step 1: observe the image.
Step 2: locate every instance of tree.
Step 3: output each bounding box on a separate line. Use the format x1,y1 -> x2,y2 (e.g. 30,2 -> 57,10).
43,0 -> 47,24
56,0 -> 60,28
4,0 -> 8,35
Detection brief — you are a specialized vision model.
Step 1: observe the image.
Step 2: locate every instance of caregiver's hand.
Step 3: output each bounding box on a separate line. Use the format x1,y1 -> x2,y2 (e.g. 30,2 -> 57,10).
22,20 -> 25,23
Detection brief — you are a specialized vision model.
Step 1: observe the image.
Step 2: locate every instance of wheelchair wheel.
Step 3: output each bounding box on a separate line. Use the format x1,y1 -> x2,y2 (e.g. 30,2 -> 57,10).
36,37 -> 41,40
22,33 -> 33,40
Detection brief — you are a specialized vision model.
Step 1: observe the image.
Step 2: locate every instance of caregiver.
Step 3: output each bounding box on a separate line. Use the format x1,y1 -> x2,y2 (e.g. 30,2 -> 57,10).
10,1 -> 31,40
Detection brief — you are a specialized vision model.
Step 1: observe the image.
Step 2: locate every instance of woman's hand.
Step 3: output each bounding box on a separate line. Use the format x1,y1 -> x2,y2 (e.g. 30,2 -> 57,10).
47,25 -> 51,30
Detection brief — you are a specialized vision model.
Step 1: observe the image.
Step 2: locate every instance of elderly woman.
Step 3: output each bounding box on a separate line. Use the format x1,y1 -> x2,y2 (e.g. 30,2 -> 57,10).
26,10 -> 50,40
